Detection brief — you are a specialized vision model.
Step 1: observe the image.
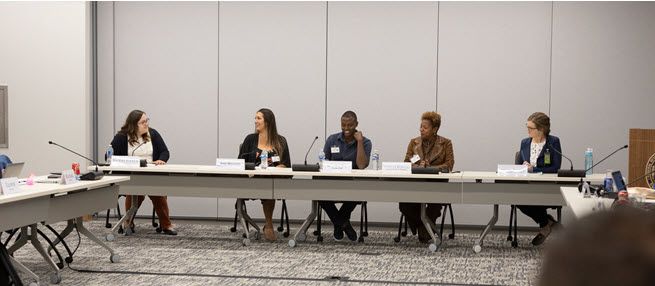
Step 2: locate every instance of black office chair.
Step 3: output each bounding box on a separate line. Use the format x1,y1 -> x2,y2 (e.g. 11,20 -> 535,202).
1,242 -> 23,286
229,199 -> 291,238
312,201 -> 369,243
507,151 -> 562,247
105,195 -> 159,234
393,203 -> 455,243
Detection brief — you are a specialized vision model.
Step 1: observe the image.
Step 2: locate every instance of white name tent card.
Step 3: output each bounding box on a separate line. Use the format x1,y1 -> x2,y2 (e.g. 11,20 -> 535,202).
215,158 -> 246,171
381,162 -> 412,174
0,177 -> 19,195
497,164 -> 528,176
61,170 -> 77,185
321,161 -> 352,173
110,156 -> 141,167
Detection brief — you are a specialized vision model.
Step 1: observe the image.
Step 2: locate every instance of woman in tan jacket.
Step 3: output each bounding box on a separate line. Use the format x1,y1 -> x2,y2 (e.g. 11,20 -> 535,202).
399,111 -> 454,243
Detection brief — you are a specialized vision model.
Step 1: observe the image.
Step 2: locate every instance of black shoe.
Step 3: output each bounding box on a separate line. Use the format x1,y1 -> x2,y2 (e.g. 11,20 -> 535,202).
162,228 -> 178,236
333,224 -> 344,241
531,233 -> 546,246
342,223 -> 358,242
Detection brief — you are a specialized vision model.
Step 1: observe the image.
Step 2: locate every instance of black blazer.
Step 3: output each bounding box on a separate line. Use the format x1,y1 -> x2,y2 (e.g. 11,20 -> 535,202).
110,128 -> 170,162
238,133 -> 291,167
518,135 -> 562,174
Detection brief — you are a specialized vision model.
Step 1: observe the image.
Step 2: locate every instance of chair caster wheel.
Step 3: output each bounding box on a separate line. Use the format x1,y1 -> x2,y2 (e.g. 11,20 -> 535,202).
362,231 -> 369,237
317,236 -> 323,243
110,254 -> 120,263
229,227 -> 237,232
242,238 -> 250,246
105,223 -> 112,228
448,234 -> 455,239
296,233 -> 307,242
428,243 -> 438,252
242,233 -> 247,238
401,231 -> 407,237
473,244 -> 482,253
152,223 -> 159,228
106,234 -> 115,241
511,241 -> 518,248
124,228 -> 133,236
50,272 -> 62,284
118,227 -> 124,234
288,239 -> 297,248
358,237 -> 364,243
312,230 -> 320,236
283,232 -> 290,238
277,226 -> 284,232
393,237 -> 400,243
507,235 -> 513,241
156,227 -> 162,233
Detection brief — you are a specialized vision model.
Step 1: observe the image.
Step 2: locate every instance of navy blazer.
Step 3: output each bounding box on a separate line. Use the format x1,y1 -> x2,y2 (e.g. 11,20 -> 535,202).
517,135 -> 562,174
110,128 -> 170,162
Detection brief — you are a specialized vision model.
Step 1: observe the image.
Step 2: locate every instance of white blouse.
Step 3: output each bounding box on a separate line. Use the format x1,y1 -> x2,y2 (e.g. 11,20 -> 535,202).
127,133 -> 154,163
530,141 -> 546,166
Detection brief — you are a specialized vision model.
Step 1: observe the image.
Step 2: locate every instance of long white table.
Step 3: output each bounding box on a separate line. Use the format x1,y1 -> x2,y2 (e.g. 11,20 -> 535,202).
0,176 -> 129,284
96,164 -> 605,253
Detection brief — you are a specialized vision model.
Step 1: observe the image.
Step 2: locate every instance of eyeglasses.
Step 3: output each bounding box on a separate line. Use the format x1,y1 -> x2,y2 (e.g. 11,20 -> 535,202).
138,118 -> 150,126
526,125 -> 538,131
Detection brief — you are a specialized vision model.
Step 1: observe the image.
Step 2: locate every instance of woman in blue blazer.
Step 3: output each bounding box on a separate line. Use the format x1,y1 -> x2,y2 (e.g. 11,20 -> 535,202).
517,112 -> 562,246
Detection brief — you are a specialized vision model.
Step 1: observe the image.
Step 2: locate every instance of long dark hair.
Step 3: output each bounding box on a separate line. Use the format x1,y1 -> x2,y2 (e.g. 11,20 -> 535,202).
118,109 -> 150,146
257,108 -> 284,158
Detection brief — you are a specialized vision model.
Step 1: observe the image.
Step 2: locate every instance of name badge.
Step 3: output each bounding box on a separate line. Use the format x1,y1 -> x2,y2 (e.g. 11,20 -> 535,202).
544,149 -> 551,165
331,146 -> 340,154
0,177 -> 19,195
61,169 -> 78,185
215,158 -> 245,170
381,162 -> 412,174
410,154 -> 420,164
321,161 -> 352,173
271,156 -> 280,163
110,156 -> 141,167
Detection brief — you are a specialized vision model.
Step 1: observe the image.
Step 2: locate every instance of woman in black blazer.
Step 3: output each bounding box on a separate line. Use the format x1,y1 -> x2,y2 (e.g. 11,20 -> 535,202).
238,108 -> 290,241
517,112 -> 562,245
110,110 -> 177,235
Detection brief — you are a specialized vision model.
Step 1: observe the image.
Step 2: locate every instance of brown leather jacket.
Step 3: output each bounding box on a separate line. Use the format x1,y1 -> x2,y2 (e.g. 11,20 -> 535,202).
404,135 -> 454,171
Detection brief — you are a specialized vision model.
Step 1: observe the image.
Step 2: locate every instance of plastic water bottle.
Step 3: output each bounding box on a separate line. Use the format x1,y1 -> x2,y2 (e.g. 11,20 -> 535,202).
260,150 -> 268,169
584,148 -> 593,175
372,149 -> 380,170
318,150 -> 326,170
105,145 -> 114,165
604,170 -> 614,193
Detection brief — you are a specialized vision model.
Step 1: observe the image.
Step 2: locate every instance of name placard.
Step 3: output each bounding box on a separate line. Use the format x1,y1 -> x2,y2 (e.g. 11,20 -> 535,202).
381,162 -> 412,174
61,170 -> 77,185
0,177 -> 19,195
216,158 -> 246,171
321,161 -> 352,173
110,156 -> 141,167
497,164 -> 528,176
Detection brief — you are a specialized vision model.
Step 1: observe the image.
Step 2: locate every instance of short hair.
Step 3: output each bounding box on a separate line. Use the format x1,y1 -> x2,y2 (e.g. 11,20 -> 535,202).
539,207 -> 655,286
421,111 -> 441,130
527,112 -> 550,136
341,110 -> 357,122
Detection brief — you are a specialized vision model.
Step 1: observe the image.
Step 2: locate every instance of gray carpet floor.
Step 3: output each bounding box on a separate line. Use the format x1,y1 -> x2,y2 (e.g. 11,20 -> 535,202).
8,220 -> 545,285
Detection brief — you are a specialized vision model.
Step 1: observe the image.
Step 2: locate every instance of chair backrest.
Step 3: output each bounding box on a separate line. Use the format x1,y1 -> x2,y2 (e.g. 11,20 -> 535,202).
514,151 -> 522,165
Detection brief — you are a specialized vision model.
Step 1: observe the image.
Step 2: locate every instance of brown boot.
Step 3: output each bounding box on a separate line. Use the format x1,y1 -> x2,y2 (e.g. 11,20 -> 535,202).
263,225 -> 277,241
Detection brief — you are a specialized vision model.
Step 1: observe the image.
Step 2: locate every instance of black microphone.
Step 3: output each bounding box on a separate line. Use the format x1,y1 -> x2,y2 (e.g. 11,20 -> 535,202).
292,136 -> 320,172
48,141 -> 104,180
626,169 -> 655,187
237,150 -> 258,170
584,144 -> 628,173
548,144 -> 586,177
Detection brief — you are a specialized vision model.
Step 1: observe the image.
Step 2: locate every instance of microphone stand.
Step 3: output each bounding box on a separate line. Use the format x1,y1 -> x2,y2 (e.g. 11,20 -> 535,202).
292,136 -> 320,172
49,141 -> 104,180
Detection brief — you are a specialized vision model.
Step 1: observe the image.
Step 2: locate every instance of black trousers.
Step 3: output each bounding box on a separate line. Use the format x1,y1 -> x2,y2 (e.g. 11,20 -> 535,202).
517,205 -> 549,227
319,201 -> 359,227
399,203 -> 442,235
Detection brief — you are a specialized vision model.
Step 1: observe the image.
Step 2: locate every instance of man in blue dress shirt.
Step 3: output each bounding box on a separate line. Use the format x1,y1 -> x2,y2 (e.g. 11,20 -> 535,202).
319,111 -> 372,241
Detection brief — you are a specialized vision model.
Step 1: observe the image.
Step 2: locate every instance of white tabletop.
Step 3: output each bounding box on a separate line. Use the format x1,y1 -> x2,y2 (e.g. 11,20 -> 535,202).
561,187 -> 614,219
0,176 -> 130,205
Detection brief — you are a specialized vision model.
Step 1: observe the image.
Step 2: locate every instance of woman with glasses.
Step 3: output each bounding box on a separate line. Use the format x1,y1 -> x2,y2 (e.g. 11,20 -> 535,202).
110,109 -> 177,235
238,108 -> 291,241
399,111 -> 454,243
517,112 -> 562,245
